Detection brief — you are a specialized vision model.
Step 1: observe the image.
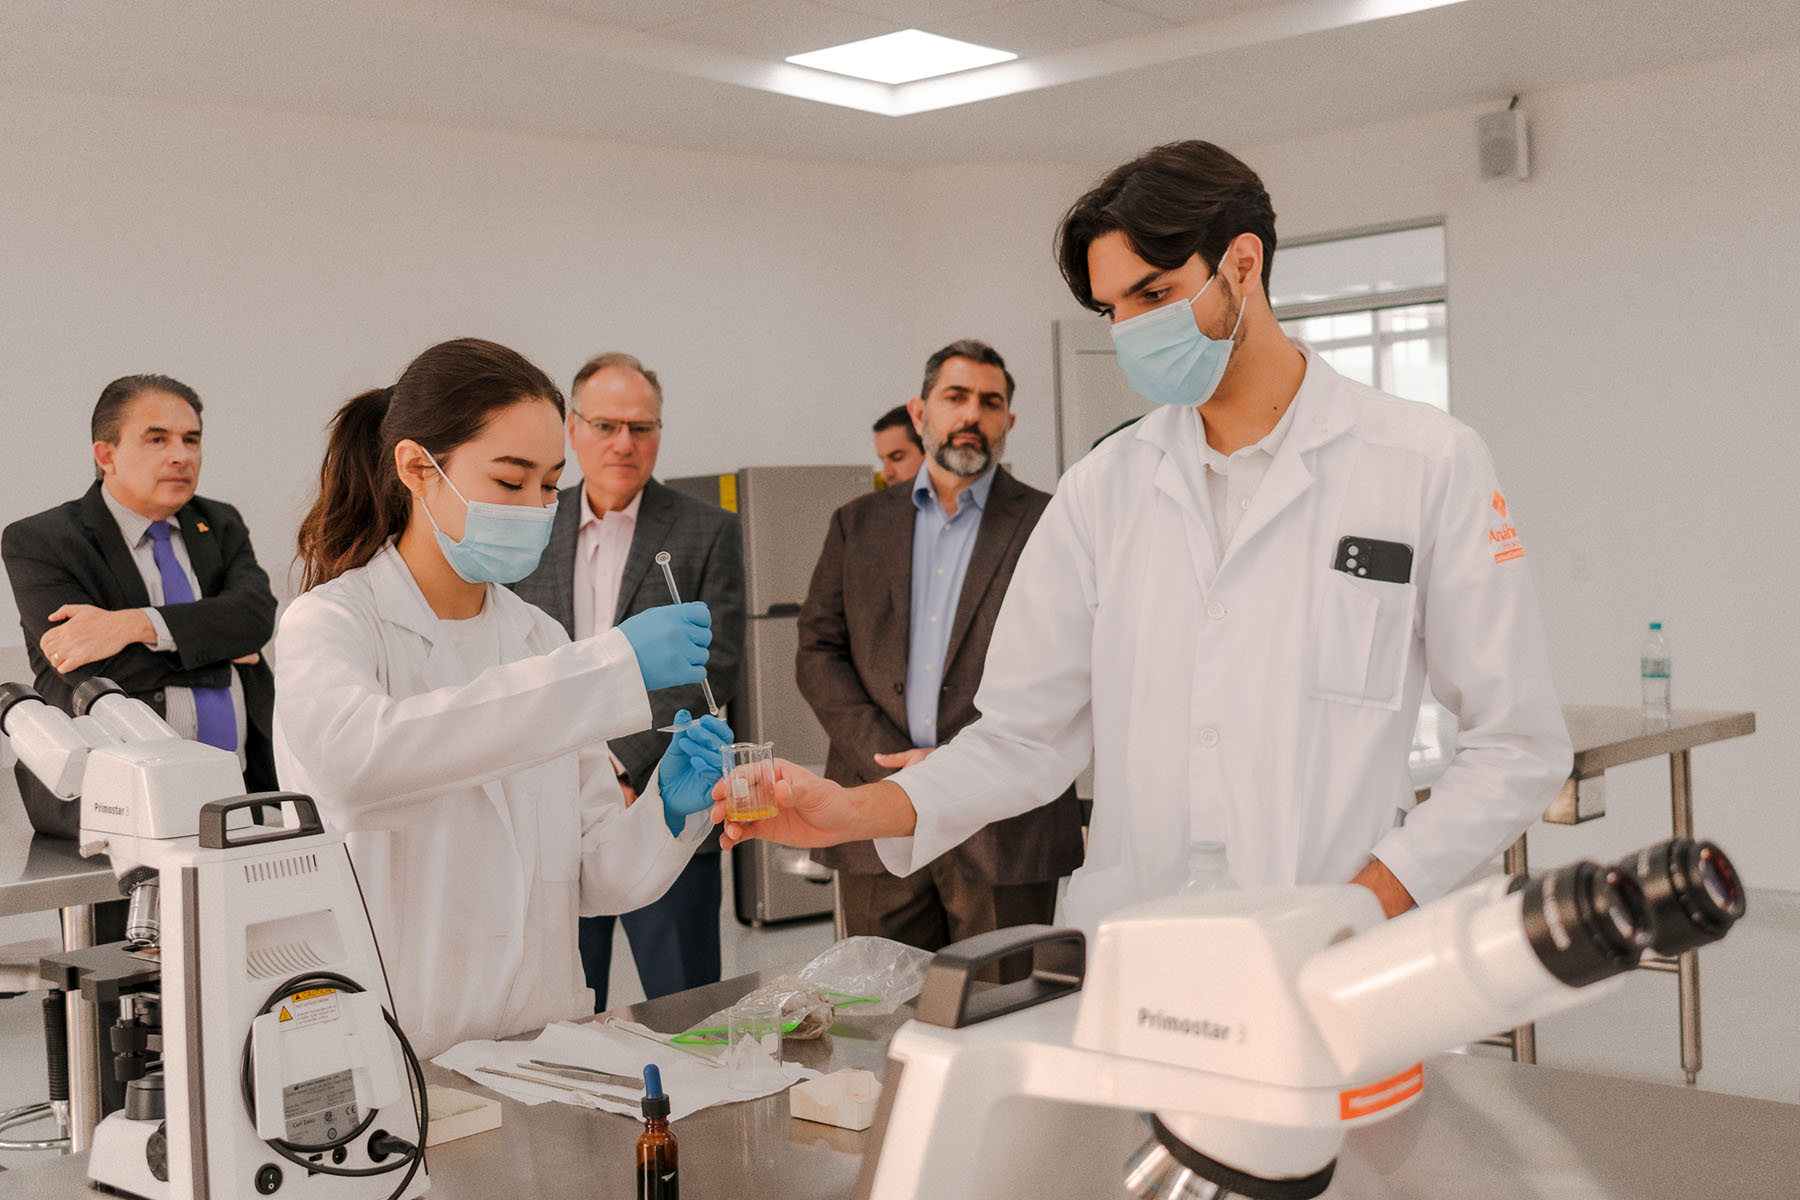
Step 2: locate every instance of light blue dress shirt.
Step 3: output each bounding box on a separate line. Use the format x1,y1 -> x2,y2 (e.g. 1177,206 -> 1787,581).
904,466 -> 996,748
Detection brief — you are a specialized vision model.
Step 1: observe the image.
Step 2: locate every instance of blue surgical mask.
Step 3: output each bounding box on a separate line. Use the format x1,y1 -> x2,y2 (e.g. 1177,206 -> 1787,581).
1109,259 -> 1246,408
416,447 -> 557,585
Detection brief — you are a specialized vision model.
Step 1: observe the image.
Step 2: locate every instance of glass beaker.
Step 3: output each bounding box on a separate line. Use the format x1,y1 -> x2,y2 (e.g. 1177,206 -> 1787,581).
721,741 -> 778,822
725,998 -> 785,1092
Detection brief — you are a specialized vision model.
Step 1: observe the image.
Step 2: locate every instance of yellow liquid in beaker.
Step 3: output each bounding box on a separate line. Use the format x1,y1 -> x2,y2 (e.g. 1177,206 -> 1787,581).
726,802 -> 779,822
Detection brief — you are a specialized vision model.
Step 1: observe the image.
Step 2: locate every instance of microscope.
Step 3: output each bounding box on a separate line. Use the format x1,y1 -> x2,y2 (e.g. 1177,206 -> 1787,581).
853,838 -> 1745,1200
1,678 -> 429,1200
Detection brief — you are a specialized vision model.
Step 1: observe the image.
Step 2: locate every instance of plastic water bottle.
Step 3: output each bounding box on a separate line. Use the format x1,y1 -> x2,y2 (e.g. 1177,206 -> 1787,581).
1640,622 -> 1671,725
1180,842 -> 1233,894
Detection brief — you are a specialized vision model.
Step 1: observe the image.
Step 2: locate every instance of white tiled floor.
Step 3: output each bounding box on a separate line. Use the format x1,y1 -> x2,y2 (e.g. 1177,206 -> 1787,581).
2,881 -> 1792,1173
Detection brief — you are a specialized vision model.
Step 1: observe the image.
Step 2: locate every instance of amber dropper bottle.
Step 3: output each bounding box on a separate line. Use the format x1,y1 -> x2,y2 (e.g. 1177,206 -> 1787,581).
637,1064 -> 678,1199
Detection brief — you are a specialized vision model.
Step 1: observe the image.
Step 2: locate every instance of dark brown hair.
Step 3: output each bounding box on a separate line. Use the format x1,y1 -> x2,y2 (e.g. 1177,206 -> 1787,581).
1055,140 -> 1279,312
91,374 -> 204,480
871,404 -> 921,447
920,339 -> 1014,405
295,338 -> 564,591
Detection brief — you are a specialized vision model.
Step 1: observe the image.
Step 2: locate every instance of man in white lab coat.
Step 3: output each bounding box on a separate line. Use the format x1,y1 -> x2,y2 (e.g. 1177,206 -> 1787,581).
719,141 -> 1572,930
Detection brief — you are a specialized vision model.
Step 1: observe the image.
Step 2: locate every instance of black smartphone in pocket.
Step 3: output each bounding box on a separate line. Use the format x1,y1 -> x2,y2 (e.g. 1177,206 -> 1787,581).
1333,536 -> 1414,584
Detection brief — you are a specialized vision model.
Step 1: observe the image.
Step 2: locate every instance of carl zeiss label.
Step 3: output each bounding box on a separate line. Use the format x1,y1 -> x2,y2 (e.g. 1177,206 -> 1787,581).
282,1070 -> 359,1145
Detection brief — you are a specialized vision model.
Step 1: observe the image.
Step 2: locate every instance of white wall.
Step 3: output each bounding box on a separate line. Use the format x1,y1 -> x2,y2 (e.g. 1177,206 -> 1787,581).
903,160 -> 1097,493
1245,44 -> 1800,889
0,87 -> 917,621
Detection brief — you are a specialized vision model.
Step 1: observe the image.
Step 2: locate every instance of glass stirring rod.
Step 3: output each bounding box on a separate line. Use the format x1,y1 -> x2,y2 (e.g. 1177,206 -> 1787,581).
654,551 -> 721,722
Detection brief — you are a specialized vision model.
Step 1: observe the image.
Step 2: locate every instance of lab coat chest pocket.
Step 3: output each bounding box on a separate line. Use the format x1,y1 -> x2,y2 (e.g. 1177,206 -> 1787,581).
1310,571 -> 1416,710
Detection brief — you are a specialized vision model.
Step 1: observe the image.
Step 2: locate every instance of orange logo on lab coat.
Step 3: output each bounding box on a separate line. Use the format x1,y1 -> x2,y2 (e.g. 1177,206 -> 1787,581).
1490,492 -> 1524,563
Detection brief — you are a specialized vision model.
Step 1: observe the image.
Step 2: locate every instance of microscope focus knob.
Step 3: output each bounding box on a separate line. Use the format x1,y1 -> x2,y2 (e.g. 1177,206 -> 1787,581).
146,1121 -> 169,1183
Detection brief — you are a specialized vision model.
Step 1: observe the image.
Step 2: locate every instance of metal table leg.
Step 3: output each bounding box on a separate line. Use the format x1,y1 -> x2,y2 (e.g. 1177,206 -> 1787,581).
1669,749 -> 1701,1085
1500,833 -> 1536,1064
57,904 -> 101,1152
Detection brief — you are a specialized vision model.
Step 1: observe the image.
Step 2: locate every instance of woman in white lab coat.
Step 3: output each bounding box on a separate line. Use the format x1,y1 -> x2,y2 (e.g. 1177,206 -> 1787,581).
275,337 -> 729,1058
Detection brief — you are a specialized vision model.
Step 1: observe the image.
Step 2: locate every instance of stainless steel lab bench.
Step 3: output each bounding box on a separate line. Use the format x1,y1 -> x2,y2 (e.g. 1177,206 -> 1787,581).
1414,704 -> 1756,1079
2,962 -> 1797,1198
0,768 -> 123,1151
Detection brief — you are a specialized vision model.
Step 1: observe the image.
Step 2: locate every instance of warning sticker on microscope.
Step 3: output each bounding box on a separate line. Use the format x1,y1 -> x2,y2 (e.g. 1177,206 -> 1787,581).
1338,1062 -> 1424,1120
283,1069 -> 359,1144
276,990 -> 342,1029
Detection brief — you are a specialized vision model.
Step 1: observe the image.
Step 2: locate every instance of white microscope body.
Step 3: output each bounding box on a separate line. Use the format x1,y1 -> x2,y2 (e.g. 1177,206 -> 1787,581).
855,840 -> 1743,1200
2,679 -> 427,1200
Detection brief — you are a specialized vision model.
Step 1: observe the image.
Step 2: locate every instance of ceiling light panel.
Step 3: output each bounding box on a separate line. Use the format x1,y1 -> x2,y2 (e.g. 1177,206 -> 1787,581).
932,0 -> 1173,59
787,28 -> 1018,83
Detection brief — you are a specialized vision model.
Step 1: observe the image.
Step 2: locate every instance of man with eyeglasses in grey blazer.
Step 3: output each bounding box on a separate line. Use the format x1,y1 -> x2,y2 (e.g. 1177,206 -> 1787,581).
511,352 -> 746,1007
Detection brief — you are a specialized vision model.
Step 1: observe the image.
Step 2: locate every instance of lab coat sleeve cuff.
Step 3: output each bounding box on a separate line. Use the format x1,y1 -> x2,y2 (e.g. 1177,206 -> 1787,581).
1365,835 -> 1437,909
870,774 -> 937,877
141,607 -> 175,653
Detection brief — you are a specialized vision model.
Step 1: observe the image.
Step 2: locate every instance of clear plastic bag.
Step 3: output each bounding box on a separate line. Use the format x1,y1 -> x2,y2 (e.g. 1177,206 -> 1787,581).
672,936 -> 934,1048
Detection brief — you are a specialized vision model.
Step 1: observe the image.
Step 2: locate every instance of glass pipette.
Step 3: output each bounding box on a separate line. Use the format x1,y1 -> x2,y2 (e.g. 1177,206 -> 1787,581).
653,550 -> 721,732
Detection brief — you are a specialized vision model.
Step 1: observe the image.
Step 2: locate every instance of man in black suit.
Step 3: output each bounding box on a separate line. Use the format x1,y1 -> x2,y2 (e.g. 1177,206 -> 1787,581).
4,374 -> 278,824
511,352 -> 745,1007
797,340 -> 1084,980
3,373 -> 277,1116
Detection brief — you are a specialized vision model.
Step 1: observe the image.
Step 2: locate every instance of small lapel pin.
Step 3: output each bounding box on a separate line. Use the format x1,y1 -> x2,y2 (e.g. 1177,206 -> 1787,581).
195,522 -> 210,534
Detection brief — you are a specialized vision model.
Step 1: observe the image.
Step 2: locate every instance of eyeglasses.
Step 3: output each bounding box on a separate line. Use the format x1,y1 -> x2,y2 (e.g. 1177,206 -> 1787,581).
572,411 -> 662,441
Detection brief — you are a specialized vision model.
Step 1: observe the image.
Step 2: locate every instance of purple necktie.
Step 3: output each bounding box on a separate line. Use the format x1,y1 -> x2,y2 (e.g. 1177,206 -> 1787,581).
146,521 -> 237,752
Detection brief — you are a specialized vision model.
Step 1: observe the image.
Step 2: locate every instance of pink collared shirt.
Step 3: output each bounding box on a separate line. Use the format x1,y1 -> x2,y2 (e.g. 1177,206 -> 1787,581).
573,487 -> 642,640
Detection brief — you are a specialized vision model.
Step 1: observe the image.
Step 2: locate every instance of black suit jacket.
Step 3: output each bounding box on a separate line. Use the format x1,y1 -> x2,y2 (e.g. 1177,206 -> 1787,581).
796,468 -> 1085,882
510,478 -> 746,846
2,481 -> 279,792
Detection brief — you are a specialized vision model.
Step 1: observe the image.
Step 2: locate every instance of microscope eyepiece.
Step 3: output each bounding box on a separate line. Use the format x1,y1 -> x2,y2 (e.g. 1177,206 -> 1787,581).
1520,860 -> 1653,988
0,681 -> 46,730
1615,838 -> 1745,956
73,676 -> 129,716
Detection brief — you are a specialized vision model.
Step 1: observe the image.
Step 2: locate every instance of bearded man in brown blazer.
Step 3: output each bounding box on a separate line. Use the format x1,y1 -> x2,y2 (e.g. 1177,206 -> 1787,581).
797,340 -> 1084,975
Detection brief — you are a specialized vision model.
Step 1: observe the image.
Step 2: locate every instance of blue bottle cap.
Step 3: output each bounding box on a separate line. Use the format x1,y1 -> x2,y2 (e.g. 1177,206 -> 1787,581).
1649,621 -> 1662,630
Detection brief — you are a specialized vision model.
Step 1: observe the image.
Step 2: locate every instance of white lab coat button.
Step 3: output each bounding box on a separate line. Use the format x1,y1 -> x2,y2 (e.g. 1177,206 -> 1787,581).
1198,728 -> 1220,748
1239,497 -> 1251,510
1207,602 -> 1227,620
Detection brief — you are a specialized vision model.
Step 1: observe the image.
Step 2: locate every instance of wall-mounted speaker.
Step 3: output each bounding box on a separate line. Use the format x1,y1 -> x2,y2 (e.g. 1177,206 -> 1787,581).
1476,108 -> 1529,181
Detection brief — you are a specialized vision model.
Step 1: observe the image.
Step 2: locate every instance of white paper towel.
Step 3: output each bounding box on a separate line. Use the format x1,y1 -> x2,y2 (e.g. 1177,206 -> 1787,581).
433,1019 -> 820,1121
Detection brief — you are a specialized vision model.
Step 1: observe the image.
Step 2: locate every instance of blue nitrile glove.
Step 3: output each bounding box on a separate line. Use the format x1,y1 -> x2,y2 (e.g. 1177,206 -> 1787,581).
658,710 -> 733,836
618,602 -> 712,692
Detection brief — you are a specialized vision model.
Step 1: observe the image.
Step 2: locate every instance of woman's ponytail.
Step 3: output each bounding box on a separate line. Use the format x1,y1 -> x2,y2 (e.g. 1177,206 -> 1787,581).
295,386 -> 409,591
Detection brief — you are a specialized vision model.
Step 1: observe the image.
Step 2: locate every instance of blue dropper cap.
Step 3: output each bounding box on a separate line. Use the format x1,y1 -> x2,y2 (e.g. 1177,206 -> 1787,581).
641,1064 -> 670,1119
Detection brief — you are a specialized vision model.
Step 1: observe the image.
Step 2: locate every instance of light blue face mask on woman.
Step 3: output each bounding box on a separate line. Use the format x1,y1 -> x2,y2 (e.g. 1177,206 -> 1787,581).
417,446 -> 557,585
1109,253 -> 1246,408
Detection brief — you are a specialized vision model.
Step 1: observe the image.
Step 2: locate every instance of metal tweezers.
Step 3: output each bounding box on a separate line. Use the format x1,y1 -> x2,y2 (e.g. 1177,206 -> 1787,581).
525,1059 -> 643,1089
473,1067 -> 638,1105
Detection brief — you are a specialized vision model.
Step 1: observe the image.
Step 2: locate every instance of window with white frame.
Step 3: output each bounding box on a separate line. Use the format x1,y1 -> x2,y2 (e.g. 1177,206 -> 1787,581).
1269,223 -> 1448,411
